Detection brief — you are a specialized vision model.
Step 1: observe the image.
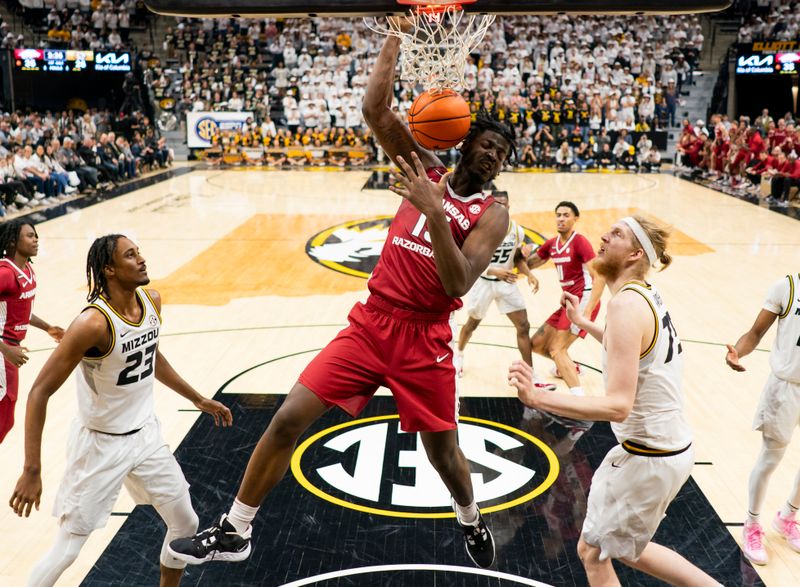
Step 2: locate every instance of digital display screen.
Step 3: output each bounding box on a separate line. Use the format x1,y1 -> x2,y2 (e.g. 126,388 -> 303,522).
736,42 -> 800,75
13,49 -> 132,73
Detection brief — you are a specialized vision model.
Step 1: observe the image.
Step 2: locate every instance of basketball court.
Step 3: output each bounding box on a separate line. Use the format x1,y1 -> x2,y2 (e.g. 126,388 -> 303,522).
0,166 -> 797,585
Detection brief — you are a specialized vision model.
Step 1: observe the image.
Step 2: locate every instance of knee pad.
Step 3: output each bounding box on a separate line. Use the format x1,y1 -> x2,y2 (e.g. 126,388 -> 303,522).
156,493 -> 199,569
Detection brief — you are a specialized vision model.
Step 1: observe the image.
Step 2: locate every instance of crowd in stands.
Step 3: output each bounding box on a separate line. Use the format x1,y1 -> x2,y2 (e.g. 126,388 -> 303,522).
737,0 -> 799,42
150,13 -> 703,168
13,0 -> 143,50
202,125 -> 374,168
675,109 -> 800,207
0,109 -> 171,216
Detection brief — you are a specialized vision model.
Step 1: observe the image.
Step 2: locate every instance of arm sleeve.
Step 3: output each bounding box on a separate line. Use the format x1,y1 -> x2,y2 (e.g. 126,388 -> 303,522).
763,276 -> 791,316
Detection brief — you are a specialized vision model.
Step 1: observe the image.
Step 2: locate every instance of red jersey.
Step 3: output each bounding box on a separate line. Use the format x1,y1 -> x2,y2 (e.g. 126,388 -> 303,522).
0,259 -> 36,344
536,232 -> 596,296
368,167 -> 497,315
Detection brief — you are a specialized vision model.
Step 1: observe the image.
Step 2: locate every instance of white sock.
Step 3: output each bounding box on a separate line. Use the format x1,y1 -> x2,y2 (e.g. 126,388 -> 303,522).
780,501 -> 799,519
569,386 -> 585,397
454,500 -> 479,526
747,511 -> 760,524
227,498 -> 259,534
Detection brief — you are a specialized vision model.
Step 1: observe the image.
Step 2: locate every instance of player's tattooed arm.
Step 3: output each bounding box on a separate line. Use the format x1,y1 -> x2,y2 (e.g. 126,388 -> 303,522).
362,34 -> 441,170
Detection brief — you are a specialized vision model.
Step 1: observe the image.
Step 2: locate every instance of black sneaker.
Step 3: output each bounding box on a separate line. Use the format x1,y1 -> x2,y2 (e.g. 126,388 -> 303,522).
167,514 -> 252,565
453,503 -> 495,568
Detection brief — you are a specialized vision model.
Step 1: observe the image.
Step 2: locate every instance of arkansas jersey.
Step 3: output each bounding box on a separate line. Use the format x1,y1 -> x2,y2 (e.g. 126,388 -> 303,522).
536,231 -> 596,296
0,258 -> 36,345
368,167 -> 497,314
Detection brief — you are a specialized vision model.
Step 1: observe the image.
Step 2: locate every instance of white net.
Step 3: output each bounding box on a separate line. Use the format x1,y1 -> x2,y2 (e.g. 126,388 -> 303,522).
364,5 -> 495,93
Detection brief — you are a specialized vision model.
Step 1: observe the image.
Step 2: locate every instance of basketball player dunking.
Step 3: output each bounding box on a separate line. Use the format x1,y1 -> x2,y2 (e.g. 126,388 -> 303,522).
167,32 -> 515,570
726,272 -> 800,566
527,202 -> 603,397
9,235 -> 232,587
0,220 -> 65,444
509,216 -> 720,586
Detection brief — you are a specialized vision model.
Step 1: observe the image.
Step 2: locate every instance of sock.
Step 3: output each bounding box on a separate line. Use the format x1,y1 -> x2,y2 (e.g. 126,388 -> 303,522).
569,386 -> 585,397
747,510 -> 760,524
454,500 -> 479,526
780,502 -> 799,519
227,498 -> 259,534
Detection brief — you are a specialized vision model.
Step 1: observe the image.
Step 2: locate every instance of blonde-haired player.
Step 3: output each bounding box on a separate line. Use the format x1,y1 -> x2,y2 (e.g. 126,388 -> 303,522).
509,216 -> 720,586
726,272 -> 800,565
456,191 -> 553,390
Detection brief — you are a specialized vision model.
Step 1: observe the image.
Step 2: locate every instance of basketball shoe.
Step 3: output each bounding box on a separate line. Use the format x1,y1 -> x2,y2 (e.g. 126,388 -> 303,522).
452,499 -> 495,568
742,519 -> 768,565
772,511 -> 800,553
167,514 -> 252,564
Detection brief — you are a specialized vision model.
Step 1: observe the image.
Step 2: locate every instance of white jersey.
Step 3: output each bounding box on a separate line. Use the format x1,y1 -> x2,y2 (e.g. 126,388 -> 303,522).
75,288 -> 161,434
482,220 -> 525,280
764,274 -> 800,383
603,281 -> 693,450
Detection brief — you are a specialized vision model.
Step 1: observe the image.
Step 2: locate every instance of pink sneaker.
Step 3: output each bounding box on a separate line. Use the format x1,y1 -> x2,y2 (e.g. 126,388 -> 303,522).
742,520 -> 768,565
772,512 -> 800,553
533,380 -> 557,392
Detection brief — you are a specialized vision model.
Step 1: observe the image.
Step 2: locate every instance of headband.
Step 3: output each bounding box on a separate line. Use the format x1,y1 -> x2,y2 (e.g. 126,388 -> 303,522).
620,217 -> 657,267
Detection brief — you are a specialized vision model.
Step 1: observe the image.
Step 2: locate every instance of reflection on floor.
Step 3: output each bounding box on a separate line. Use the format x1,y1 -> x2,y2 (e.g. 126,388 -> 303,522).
83,396 -> 762,587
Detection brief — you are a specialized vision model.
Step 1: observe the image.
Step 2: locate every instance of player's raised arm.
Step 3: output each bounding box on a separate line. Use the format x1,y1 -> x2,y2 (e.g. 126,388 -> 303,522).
9,310 -> 109,517
362,33 -> 441,169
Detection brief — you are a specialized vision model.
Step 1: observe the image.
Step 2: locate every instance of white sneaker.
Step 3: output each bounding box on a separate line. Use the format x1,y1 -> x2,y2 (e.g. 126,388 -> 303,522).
64,186 -> 77,194
14,194 -> 29,205
33,192 -> 47,200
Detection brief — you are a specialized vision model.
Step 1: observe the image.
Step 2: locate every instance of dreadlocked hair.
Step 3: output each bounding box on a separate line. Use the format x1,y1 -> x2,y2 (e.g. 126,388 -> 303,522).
86,234 -> 124,302
0,220 -> 36,260
460,109 -> 517,162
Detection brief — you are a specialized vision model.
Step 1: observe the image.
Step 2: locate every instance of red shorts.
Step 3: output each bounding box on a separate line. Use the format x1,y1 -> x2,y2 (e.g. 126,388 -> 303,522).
0,395 -> 16,444
546,294 -> 601,339
299,295 -> 459,433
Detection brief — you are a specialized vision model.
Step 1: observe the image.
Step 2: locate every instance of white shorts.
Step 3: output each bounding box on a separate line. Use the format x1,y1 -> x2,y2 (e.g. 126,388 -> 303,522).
465,277 -> 526,320
53,416 -> 189,535
753,373 -> 800,445
581,443 -> 694,562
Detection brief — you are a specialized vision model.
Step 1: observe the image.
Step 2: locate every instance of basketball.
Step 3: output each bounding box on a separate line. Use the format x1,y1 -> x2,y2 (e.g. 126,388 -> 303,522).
408,89 -> 471,151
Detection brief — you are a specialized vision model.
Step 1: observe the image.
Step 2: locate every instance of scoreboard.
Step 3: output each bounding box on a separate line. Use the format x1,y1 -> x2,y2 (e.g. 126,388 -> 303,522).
13,49 -> 132,73
735,41 -> 800,75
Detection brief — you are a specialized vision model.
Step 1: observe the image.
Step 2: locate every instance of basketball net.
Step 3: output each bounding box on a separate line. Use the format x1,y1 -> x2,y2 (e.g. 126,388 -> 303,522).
364,3 -> 495,93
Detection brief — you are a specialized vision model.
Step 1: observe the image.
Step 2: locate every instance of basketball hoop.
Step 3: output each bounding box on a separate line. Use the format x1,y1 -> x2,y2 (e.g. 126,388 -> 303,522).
364,0 -> 495,93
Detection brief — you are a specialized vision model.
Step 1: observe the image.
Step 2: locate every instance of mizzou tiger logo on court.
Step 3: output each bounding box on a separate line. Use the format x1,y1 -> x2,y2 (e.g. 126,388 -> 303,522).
306,216 -> 546,279
290,415 -> 559,518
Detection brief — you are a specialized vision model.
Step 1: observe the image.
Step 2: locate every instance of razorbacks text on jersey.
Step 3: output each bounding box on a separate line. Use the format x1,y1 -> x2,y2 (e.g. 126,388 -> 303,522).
535,231 -> 596,296
603,281 -> 692,451
368,167 -> 497,314
76,288 -> 161,434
